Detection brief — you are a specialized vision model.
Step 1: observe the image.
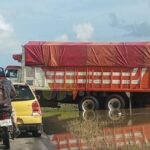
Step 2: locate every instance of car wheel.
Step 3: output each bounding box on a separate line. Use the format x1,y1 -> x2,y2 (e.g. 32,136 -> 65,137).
32,125 -> 43,137
32,130 -> 42,137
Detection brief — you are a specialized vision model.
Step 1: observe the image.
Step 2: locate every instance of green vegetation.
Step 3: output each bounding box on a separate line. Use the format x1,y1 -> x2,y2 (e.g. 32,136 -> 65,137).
41,104 -> 79,119
67,115 -> 149,150
42,106 -> 150,149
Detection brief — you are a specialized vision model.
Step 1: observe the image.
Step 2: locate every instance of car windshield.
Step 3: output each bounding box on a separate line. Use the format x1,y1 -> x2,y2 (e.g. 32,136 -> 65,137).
13,85 -> 35,101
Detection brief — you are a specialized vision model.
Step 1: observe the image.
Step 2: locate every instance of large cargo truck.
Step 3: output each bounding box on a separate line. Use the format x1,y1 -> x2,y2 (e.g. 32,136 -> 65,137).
5,41 -> 150,110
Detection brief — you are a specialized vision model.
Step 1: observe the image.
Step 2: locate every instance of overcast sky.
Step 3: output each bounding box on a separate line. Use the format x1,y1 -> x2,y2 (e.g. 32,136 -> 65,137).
0,0 -> 150,67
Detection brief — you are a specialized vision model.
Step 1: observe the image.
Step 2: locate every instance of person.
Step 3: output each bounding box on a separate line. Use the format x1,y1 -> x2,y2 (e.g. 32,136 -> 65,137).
0,67 -> 20,138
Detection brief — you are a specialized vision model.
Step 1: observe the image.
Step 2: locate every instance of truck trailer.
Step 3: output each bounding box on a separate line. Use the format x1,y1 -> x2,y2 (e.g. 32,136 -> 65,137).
5,41 -> 150,111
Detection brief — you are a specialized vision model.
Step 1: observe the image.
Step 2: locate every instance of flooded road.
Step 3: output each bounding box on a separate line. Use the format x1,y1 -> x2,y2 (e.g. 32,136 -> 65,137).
2,107 -> 150,150
43,107 -> 150,150
0,132 -> 55,150
10,133 -> 55,150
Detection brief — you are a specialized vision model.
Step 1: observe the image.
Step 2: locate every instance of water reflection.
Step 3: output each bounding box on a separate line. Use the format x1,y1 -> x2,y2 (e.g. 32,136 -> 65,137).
44,108 -> 150,150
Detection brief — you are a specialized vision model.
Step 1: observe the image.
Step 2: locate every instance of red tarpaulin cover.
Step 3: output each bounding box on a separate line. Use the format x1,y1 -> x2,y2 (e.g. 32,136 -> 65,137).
13,54 -> 22,62
23,41 -> 150,67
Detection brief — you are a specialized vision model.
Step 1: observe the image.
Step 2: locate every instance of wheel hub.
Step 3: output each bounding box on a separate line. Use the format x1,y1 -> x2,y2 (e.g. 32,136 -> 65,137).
82,99 -> 95,111
108,98 -> 121,110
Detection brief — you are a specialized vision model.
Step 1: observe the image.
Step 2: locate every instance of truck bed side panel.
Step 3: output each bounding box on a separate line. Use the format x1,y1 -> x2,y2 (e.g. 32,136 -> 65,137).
25,66 -> 150,92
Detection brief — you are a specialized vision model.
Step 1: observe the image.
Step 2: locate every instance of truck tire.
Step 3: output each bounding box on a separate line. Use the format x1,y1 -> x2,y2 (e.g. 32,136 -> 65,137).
78,96 -> 99,111
105,94 -> 125,110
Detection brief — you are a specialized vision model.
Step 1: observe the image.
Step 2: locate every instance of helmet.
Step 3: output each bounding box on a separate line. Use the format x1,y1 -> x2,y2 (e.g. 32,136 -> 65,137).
0,67 -> 5,77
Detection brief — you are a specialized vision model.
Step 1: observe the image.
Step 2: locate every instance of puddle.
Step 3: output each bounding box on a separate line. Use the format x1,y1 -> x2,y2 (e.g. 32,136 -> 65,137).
43,108 -> 150,149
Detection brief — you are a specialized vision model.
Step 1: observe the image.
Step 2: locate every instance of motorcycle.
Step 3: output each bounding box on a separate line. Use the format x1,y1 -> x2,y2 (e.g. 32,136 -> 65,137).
0,104 -> 13,149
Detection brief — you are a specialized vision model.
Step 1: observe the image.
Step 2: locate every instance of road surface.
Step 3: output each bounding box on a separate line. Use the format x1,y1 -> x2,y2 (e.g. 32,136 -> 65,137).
0,133 -> 55,150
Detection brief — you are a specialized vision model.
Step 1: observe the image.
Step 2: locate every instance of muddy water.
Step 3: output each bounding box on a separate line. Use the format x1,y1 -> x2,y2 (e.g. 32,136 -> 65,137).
43,108 -> 150,150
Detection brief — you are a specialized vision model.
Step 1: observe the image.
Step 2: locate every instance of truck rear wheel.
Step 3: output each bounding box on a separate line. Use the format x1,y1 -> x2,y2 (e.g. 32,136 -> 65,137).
105,94 -> 125,110
78,96 -> 99,111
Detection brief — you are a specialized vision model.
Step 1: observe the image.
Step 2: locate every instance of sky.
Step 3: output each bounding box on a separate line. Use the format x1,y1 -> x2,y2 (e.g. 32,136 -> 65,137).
0,0 -> 150,67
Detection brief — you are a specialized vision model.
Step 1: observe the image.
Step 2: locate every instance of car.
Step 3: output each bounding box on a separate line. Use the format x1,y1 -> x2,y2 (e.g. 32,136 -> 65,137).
11,83 -> 43,137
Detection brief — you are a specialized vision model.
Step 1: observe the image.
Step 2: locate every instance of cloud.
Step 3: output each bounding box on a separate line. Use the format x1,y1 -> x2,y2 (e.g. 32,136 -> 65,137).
73,23 -> 94,41
109,13 -> 122,27
55,34 -> 69,41
125,22 -> 150,37
55,23 -> 94,42
0,15 -> 13,41
109,13 -> 150,37
0,14 -> 20,54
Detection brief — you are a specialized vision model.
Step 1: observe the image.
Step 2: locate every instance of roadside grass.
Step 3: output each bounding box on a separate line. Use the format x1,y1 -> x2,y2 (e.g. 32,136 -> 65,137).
41,104 -> 79,120
42,104 -> 80,134
42,105 -> 150,149
67,116 -> 148,150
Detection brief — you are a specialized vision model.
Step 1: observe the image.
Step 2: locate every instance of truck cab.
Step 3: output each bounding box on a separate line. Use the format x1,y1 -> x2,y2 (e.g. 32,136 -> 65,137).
5,66 -> 21,83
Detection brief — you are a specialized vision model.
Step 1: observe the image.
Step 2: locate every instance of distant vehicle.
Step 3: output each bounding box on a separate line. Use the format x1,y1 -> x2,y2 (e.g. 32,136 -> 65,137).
11,83 -> 43,137
5,41 -> 150,111
5,66 -> 21,83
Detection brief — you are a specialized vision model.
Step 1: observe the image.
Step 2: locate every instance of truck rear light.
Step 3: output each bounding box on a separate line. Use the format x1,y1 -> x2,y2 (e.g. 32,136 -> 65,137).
32,100 -> 41,116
